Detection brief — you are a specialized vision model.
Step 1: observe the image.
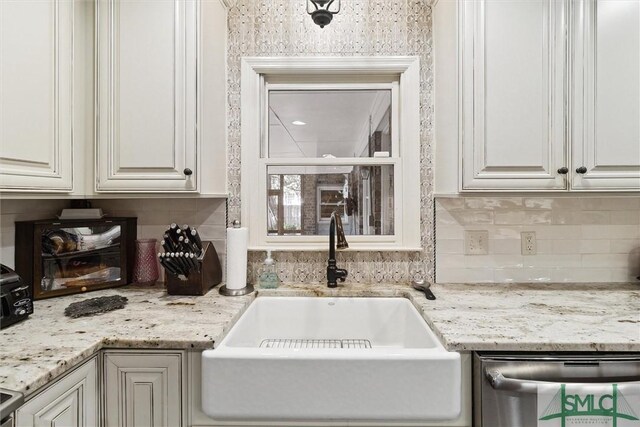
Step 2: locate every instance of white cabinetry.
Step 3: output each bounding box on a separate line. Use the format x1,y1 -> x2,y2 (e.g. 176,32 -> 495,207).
571,0 -> 640,191
15,357 -> 98,427
96,0 -> 198,192
0,0 -> 74,192
1,0 -> 228,197
434,0 -> 640,193
459,0 -> 568,191
104,351 -> 185,427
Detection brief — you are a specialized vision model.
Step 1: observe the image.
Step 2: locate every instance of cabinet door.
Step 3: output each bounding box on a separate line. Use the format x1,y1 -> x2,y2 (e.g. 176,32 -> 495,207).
15,357 -> 98,427
0,0 -> 73,192
459,0 -> 568,191
96,0 -> 197,192
104,351 -> 184,427
571,0 -> 640,191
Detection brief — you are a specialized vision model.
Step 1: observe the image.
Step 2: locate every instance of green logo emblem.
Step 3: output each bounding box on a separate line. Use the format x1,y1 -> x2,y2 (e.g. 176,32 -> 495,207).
539,384 -> 639,427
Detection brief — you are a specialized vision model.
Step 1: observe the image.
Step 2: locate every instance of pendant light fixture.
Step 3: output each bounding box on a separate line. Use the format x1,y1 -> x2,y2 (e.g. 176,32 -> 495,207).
306,0 -> 341,28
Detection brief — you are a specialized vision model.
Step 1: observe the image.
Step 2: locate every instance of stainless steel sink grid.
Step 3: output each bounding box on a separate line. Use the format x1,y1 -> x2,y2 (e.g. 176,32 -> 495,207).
259,338 -> 372,349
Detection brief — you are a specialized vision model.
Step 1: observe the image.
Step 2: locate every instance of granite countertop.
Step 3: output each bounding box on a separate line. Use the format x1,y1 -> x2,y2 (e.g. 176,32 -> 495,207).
259,282 -> 640,352
1,282 -> 639,396
0,286 -> 254,396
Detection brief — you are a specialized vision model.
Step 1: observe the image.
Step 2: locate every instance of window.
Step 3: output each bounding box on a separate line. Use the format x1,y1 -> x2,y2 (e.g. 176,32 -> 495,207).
241,57 -> 421,250
268,174 -> 302,235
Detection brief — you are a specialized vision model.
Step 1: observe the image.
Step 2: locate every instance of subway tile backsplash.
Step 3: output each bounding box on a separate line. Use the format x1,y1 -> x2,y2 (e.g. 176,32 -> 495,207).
435,197 -> 640,283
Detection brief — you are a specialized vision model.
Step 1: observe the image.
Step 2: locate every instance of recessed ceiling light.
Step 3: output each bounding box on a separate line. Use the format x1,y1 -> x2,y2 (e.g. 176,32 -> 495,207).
292,120 -> 306,126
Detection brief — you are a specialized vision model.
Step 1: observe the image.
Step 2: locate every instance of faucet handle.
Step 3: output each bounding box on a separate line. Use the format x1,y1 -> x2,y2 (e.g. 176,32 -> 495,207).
336,268 -> 348,282
332,212 -> 349,250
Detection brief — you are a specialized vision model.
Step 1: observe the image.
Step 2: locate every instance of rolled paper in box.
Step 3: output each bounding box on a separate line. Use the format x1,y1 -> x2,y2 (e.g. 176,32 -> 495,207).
226,226 -> 248,290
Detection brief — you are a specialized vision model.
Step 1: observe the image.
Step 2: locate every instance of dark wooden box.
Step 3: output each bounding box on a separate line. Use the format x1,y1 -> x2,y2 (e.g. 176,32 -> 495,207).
166,241 -> 222,296
15,217 -> 137,299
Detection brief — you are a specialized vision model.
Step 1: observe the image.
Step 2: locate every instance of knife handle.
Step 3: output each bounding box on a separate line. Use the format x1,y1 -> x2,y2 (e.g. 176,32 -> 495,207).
190,228 -> 203,253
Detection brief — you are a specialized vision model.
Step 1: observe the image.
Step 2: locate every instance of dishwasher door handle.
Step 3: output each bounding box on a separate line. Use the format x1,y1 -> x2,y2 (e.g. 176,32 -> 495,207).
485,369 -> 640,394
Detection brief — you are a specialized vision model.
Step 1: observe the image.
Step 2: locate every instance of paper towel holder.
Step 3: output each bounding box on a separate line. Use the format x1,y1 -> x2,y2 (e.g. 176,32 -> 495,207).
219,220 -> 255,296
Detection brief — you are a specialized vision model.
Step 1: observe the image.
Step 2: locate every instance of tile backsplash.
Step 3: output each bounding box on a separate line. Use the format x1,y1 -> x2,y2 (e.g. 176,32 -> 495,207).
0,198 -> 227,281
435,197 -> 640,283
227,0 -> 435,284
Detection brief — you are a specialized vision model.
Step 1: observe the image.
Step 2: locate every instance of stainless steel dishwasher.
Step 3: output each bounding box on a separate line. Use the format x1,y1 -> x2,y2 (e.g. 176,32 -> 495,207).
474,352 -> 640,427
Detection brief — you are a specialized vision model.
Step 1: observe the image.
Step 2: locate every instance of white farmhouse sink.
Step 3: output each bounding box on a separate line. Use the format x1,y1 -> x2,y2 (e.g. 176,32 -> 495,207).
202,297 -> 461,423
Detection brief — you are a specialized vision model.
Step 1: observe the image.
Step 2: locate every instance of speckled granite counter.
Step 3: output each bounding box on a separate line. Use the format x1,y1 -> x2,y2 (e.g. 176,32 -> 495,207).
1,282 -> 639,397
258,282 -> 640,353
0,287 -> 253,395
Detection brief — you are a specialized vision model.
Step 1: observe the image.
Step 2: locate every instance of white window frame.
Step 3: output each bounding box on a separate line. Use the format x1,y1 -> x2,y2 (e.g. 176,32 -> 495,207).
241,57 -> 421,251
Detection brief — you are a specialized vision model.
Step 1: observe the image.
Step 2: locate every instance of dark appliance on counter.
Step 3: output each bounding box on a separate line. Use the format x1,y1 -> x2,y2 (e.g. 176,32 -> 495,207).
474,352 -> 640,427
0,264 -> 33,329
0,388 -> 23,426
15,218 -> 136,299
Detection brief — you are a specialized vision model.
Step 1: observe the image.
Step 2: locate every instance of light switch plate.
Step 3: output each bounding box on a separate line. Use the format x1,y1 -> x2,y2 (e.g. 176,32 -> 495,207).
464,230 -> 489,255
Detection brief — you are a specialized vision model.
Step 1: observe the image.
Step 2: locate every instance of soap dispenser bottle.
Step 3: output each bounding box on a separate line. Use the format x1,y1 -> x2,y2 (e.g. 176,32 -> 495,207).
258,250 -> 280,289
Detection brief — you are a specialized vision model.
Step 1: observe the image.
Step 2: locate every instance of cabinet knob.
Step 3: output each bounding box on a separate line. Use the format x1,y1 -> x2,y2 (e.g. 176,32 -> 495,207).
557,167 -> 569,175
576,166 -> 587,174
183,168 -> 193,176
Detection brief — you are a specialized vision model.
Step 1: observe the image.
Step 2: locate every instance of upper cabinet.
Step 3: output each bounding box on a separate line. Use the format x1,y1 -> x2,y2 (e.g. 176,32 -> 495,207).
434,0 -> 640,194
571,0 -> 640,191
459,0 -> 568,191
95,0 -> 228,195
96,0 -> 198,193
0,0 -> 74,192
1,0 -> 228,196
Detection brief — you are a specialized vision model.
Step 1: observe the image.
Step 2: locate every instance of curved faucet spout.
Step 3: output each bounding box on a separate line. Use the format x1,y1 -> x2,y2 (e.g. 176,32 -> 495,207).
327,211 -> 349,288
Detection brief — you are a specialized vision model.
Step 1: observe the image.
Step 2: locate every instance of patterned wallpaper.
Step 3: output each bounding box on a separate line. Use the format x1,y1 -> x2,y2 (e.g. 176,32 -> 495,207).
226,0 -> 435,284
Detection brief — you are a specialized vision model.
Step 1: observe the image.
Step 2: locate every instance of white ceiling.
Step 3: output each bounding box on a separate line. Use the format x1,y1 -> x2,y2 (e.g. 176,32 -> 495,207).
268,90 -> 390,158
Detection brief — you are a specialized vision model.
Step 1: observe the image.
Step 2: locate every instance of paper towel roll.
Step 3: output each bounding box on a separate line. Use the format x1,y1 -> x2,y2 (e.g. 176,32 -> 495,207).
226,226 -> 248,290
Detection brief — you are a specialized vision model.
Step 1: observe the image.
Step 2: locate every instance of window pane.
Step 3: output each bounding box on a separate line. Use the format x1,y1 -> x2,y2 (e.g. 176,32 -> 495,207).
267,195 -> 279,233
267,175 -> 302,236
266,165 -> 394,236
269,174 -> 280,190
268,90 -> 392,158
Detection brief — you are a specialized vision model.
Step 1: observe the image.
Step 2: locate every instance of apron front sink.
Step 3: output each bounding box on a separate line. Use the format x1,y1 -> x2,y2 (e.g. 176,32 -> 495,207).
202,296 -> 461,423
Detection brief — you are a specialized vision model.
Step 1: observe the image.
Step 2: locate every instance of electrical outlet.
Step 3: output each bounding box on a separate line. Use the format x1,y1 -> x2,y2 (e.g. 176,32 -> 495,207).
465,230 -> 489,255
521,231 -> 537,255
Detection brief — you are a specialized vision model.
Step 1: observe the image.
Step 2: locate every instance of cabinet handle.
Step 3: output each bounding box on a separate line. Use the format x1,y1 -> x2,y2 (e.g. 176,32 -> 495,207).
557,167 -> 569,175
576,166 -> 587,174
183,168 -> 193,176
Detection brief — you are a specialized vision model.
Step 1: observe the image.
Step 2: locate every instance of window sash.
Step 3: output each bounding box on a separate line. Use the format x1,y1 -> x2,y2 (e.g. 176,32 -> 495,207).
263,82 -> 400,161
259,158 -> 402,247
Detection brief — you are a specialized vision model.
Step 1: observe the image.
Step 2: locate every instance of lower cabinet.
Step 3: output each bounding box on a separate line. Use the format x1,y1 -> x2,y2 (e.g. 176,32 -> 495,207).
14,349 -> 471,427
103,351 -> 185,427
15,357 -> 99,427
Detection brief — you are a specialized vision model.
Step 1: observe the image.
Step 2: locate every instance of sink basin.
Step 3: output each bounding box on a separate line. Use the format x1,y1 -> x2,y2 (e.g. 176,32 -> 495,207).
202,297 -> 461,423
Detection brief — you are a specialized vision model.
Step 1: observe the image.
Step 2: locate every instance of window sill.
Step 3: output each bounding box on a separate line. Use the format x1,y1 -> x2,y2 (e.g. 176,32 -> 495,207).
248,246 -> 424,252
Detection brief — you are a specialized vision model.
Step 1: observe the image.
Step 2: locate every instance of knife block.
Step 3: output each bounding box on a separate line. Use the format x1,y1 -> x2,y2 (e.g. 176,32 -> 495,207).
166,241 -> 222,296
